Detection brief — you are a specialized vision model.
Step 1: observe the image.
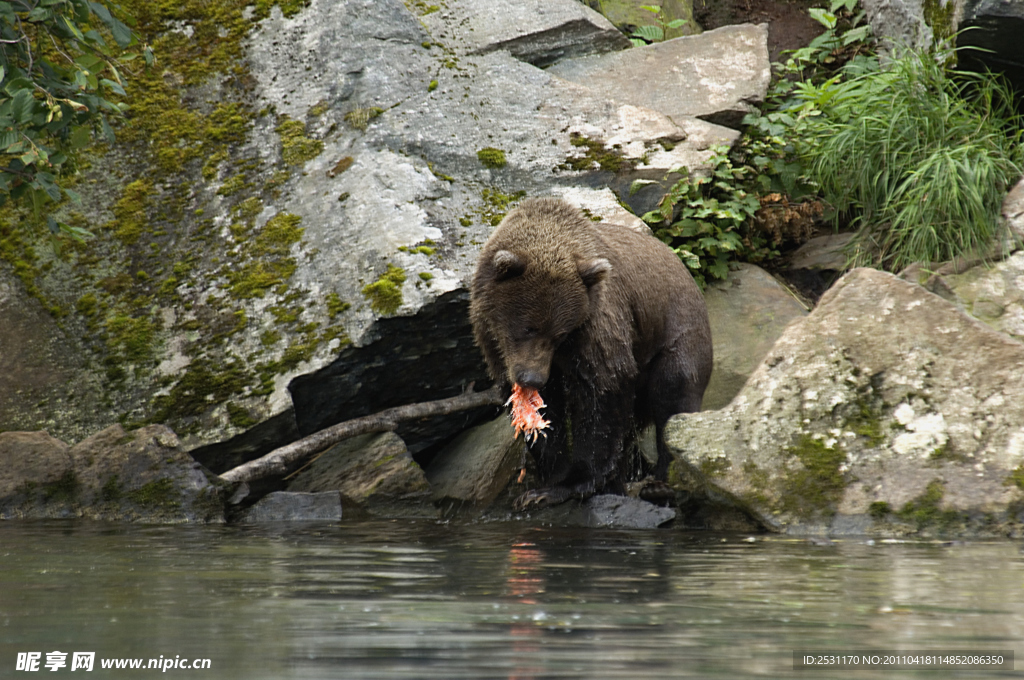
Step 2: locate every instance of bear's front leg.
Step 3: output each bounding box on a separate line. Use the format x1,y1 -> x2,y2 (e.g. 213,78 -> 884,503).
512,389 -> 631,510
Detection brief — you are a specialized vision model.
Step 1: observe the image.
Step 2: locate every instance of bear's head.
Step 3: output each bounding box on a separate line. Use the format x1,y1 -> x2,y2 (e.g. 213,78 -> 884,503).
477,247 -> 610,390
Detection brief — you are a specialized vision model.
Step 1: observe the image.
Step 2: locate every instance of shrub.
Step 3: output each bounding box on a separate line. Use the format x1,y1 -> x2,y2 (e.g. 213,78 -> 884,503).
793,47 -> 1024,269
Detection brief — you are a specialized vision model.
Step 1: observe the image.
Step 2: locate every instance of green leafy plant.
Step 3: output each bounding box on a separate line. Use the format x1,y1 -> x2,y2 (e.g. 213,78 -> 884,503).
0,0 -> 152,236
793,45 -> 1024,269
640,147 -> 768,287
628,5 -> 687,46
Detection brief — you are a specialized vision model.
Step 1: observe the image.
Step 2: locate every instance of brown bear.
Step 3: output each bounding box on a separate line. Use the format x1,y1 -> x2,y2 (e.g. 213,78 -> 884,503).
470,197 -> 712,509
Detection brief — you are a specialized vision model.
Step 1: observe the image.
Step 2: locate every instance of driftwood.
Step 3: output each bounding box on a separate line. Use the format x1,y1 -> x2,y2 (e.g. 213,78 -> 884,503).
219,385 -> 504,484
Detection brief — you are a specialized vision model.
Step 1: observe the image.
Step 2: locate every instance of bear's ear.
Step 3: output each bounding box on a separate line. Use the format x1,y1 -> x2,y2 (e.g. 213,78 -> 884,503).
578,257 -> 611,288
492,249 -> 526,281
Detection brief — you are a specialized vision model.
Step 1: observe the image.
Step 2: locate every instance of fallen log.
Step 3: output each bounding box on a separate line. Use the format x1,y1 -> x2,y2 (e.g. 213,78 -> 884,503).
218,385 -> 503,484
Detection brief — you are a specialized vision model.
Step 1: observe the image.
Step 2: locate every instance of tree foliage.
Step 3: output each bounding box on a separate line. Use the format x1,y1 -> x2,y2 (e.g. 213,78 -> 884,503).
0,0 -> 150,235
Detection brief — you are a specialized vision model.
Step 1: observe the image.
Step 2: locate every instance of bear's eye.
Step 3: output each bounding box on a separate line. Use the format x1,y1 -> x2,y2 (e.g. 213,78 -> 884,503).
523,326 -> 539,338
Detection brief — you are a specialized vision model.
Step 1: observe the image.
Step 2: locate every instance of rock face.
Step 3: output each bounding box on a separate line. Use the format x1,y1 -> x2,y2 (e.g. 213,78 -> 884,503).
421,0 -> 631,66
240,491 -> 342,522
548,24 -> 771,128
701,263 -> 808,410
286,431 -> 435,518
426,415 -> 523,507
0,0 -> 773,476
958,0 -> 1024,96
0,425 -> 225,522
935,250 -> 1024,343
666,268 -> 1024,536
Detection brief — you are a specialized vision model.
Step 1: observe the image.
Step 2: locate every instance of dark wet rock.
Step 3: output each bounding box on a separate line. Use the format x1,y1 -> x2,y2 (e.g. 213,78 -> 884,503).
287,432 -> 435,518
547,24 -> 771,128
1,425 -> 225,523
426,415 -> 523,508
581,494 -> 676,528
422,0 -> 631,67
666,268 -> 1024,537
531,494 -> 676,528
958,0 -> 1024,98
288,290 -> 495,458
0,431 -> 74,514
240,491 -> 342,522
701,263 -> 808,410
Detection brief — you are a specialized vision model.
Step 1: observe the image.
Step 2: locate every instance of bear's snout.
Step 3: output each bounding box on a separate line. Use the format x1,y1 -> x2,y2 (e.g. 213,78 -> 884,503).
514,369 -> 547,390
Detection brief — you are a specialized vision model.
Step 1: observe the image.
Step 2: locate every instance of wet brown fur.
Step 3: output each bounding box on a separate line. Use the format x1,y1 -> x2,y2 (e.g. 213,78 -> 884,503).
469,197 -> 712,509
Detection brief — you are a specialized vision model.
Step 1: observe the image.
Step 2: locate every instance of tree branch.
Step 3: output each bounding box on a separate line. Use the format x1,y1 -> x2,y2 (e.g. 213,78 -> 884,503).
218,386 -> 504,484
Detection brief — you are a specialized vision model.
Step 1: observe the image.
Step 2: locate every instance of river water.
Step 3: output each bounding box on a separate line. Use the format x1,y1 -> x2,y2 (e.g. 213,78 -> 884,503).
1,520 -> 1021,679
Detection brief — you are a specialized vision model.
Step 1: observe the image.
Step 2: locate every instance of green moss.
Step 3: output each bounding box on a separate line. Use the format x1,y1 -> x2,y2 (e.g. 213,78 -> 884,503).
76,293 -> 99,318
105,313 -> 157,365
923,0 -> 956,42
255,212 -> 304,256
226,213 -> 303,299
217,173 -> 249,197
479,187 -> 526,226
476,147 -> 508,169
868,500 -> 891,519
101,474 -> 123,502
308,99 -> 331,118
260,329 -> 281,346
201,151 -> 228,181
405,0 -> 441,16
151,359 -> 251,421
227,402 -> 259,428
344,107 -> 384,131
326,291 -> 350,319
126,478 -> 181,509
275,117 -> 324,166
42,470 -> 79,503
780,435 -> 847,519
427,79 -> 439,92
562,133 -> 632,173
896,479 -> 962,531
107,179 -> 155,245
235,197 -> 264,223
418,272 -> 433,282
699,456 -> 731,478
362,264 -> 406,315
1004,465 -> 1024,491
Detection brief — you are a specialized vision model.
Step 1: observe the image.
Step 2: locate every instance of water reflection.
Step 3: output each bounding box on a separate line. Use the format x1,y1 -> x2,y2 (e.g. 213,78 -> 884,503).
0,521 -> 1021,679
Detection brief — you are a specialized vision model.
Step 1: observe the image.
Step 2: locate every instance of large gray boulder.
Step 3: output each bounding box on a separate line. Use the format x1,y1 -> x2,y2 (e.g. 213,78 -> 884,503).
935,250 -> 1024,343
426,415 -> 523,507
286,431 -> 435,518
666,268 -> 1024,536
548,24 -> 771,128
0,425 -> 226,522
240,491 -> 342,522
702,263 -> 809,410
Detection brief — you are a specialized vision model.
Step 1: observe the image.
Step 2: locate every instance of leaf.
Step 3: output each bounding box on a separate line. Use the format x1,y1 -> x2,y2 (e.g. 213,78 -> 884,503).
11,88 -> 35,123
808,8 -> 837,30
88,2 -> 113,22
665,19 -> 688,29
632,25 -> 664,43
70,125 -> 92,149
108,16 -> 134,48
